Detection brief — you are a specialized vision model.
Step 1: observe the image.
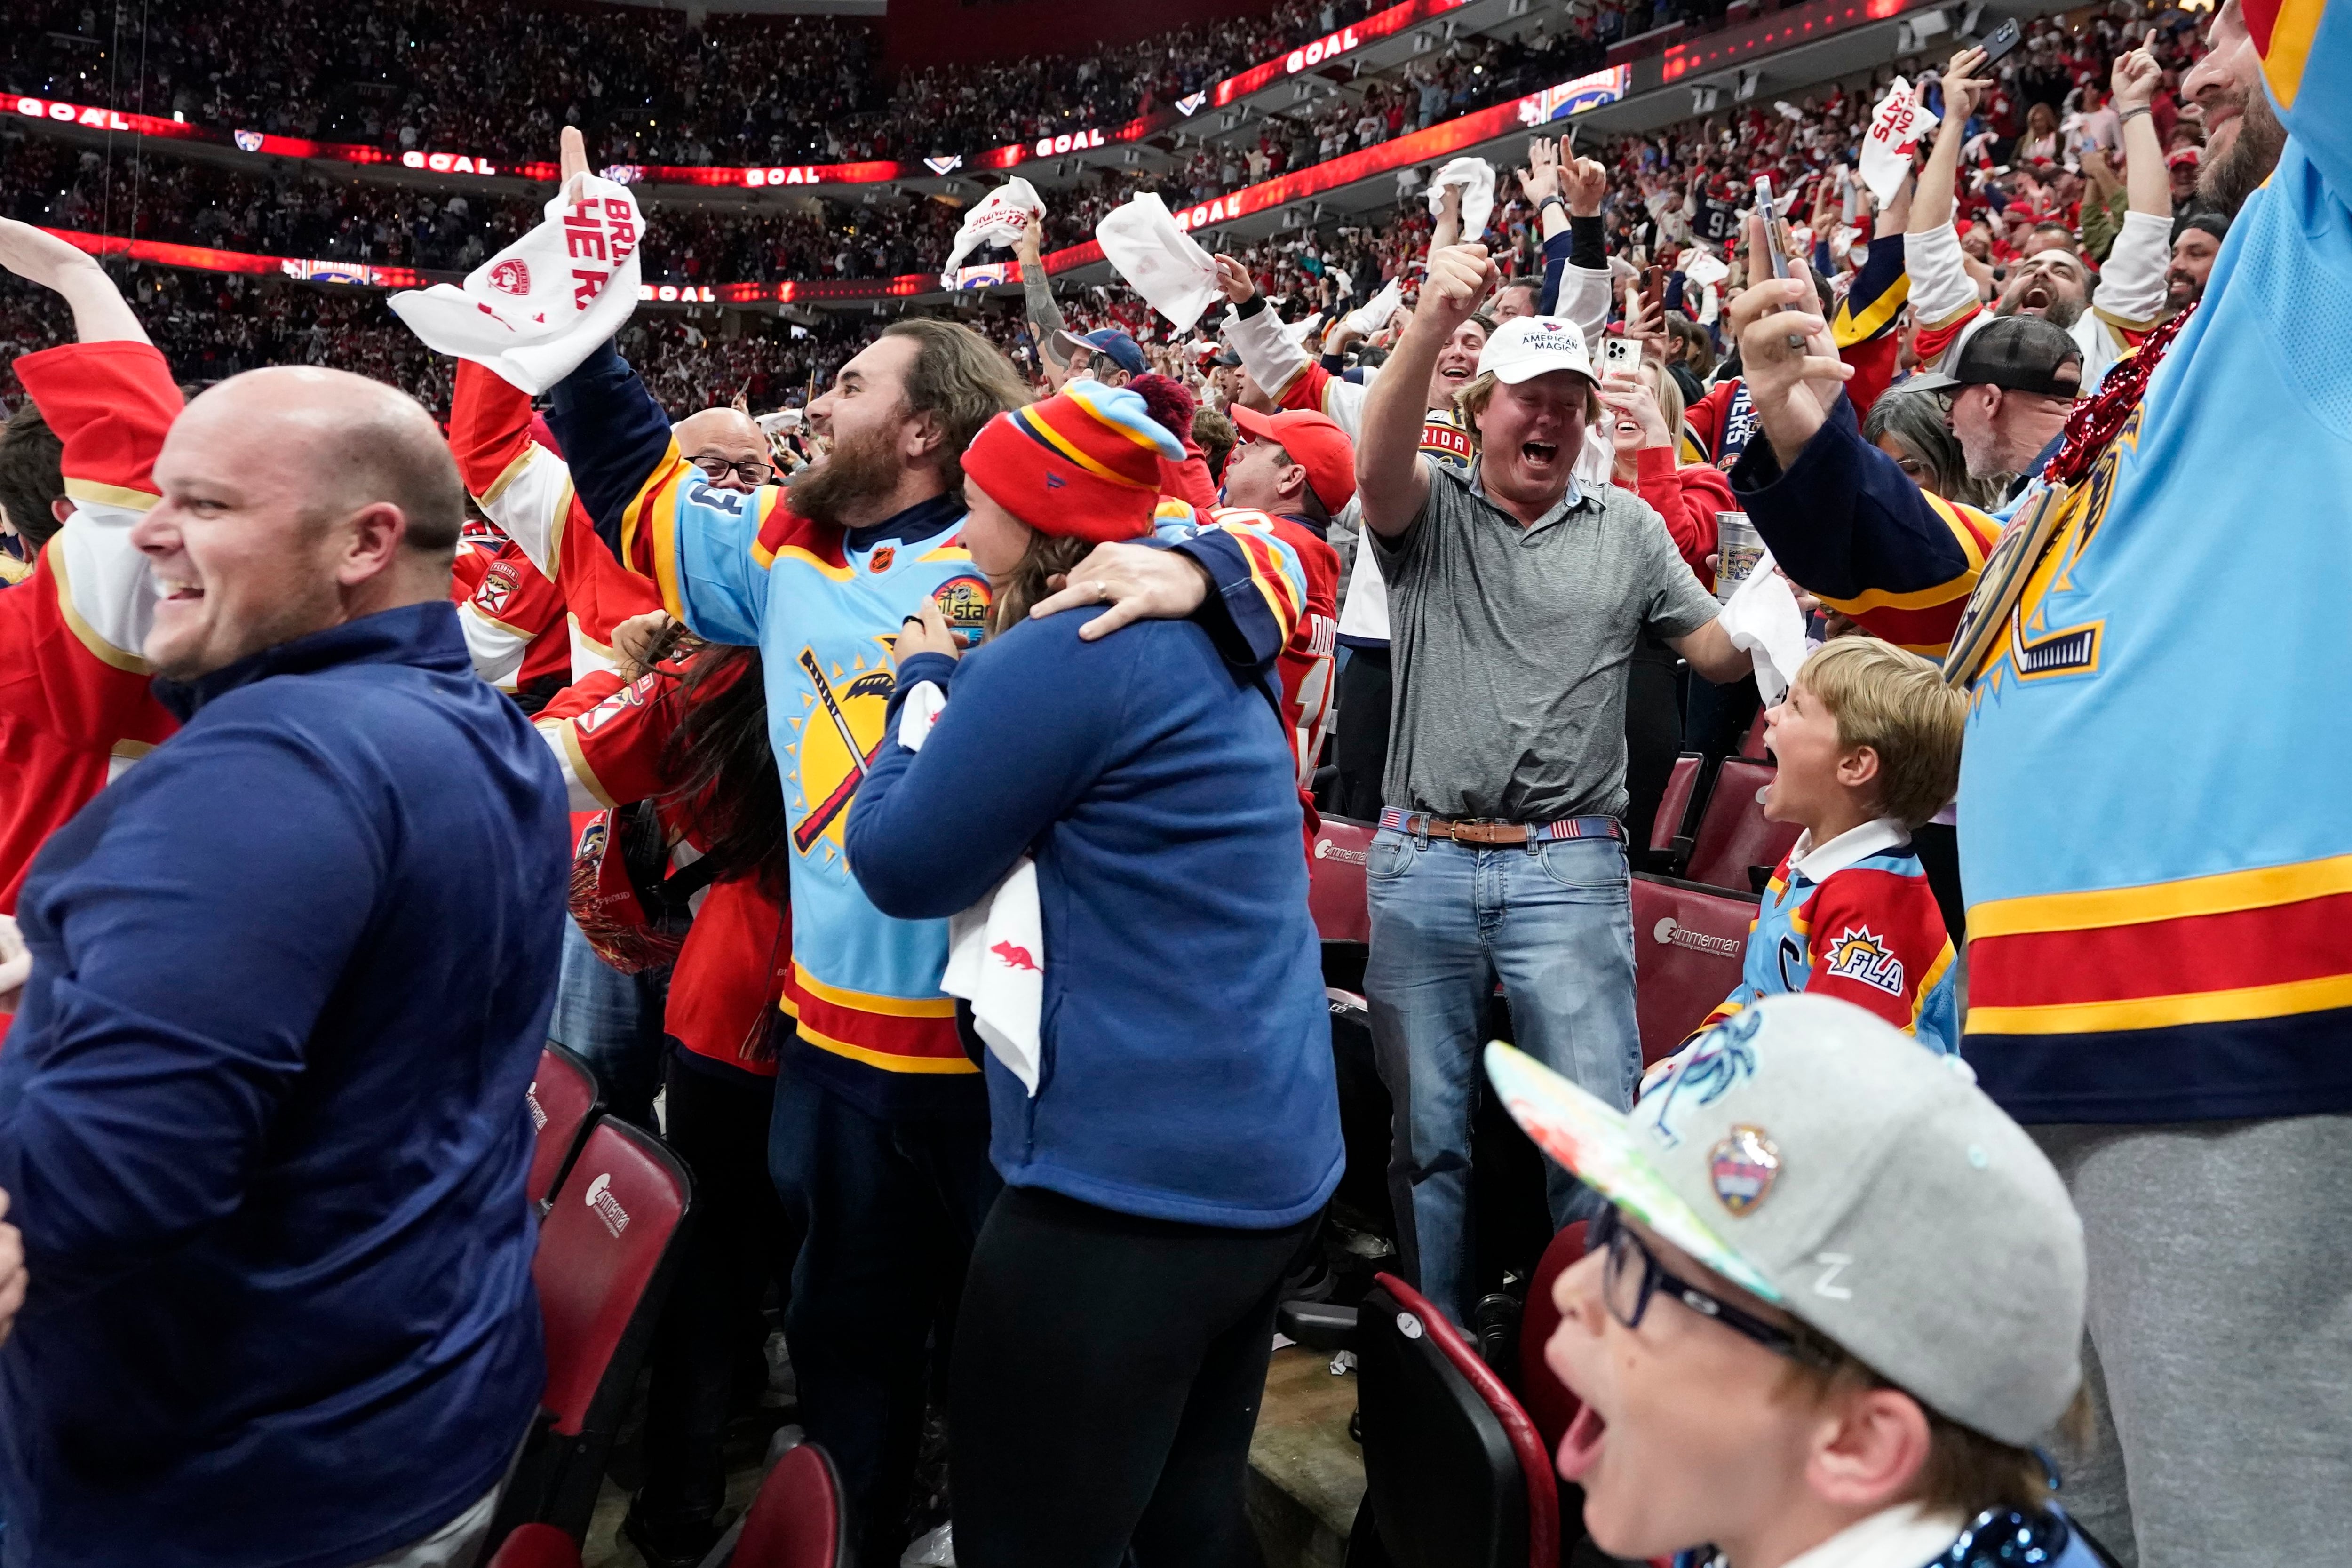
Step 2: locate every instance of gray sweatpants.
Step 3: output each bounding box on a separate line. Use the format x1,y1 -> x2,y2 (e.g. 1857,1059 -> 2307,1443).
2032,1116 -> 2352,1567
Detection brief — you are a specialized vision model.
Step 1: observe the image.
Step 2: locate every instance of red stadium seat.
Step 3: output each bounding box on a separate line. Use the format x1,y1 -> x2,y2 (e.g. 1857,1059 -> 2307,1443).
730,1442 -> 853,1568
1739,705 -> 1772,761
1310,814 -> 1374,947
482,1523 -> 580,1568
485,1117 -> 694,1549
525,1042 -> 602,1212
1629,875 -> 1759,1066
1349,1271 -> 1559,1568
1646,753 -> 1703,858
1681,758 -> 1800,895
1517,1222 -> 1589,1459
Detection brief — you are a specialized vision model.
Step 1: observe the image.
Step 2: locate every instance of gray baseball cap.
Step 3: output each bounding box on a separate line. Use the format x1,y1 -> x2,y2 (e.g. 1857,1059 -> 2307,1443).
1485,994 -> 2084,1447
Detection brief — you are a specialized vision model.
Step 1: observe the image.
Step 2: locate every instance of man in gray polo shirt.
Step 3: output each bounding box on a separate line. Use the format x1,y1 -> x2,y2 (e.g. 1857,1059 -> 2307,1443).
1353,243 -> 1754,1325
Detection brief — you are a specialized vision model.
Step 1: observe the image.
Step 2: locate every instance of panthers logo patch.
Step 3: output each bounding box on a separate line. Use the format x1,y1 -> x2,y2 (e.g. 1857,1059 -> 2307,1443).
1822,927 -> 1905,997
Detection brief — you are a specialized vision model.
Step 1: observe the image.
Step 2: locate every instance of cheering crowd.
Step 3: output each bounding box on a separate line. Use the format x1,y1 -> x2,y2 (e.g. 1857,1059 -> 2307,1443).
0,0 -> 2346,1566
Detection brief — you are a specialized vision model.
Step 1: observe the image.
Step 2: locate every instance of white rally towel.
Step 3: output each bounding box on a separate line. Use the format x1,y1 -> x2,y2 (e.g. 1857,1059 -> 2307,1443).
1680,244 -> 1730,290
1095,193 -> 1224,333
389,175 -> 645,395
1717,548 -> 1810,708
1425,156 -> 1495,242
940,177 -> 1045,287
1860,77 -> 1938,205
942,860 -> 1046,1096
1342,276 -> 1406,339
894,679 -> 1045,1093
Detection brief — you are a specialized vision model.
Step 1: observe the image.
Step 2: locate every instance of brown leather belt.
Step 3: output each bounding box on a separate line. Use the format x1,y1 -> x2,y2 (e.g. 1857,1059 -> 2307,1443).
1381,809 -> 1624,846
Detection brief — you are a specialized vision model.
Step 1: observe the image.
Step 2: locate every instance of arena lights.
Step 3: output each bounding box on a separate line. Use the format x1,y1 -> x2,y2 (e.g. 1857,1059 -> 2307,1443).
1658,0 -> 1929,84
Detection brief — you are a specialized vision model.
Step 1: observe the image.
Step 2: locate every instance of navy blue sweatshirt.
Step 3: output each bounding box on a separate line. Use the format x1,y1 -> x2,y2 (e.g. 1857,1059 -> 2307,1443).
0,604 -> 570,1568
845,611 -> 1343,1228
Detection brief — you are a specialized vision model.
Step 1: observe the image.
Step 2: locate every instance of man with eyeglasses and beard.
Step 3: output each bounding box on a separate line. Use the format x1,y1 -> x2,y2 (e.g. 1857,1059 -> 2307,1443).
538,135 -> 1311,1568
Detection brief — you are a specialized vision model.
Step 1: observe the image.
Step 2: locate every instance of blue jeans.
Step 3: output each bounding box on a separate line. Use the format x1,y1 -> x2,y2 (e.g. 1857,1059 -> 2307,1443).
546,916 -> 670,1130
1365,828 -> 1641,1326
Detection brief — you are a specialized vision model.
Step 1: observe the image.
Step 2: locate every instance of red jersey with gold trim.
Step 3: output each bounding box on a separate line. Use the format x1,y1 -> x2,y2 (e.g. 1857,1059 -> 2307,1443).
0,342 -> 182,917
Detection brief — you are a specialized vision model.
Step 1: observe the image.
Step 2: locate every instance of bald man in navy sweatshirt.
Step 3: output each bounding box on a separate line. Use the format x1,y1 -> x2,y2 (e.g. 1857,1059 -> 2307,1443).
0,339 -> 567,1564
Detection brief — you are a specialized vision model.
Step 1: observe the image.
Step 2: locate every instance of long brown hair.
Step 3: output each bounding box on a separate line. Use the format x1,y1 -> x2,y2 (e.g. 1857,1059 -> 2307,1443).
657,644 -> 790,901
987,531 -> 1095,635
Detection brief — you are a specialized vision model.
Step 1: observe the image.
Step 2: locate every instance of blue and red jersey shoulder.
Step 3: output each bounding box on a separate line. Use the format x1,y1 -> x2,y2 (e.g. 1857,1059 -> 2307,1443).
1703,838 -> 1959,1053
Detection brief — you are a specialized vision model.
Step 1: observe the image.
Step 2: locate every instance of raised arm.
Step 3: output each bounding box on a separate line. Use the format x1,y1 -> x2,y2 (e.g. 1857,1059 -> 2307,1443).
1015,214 -> 1071,389
1905,49 -> 1994,356
1356,244 -> 1494,539
2089,33 -> 2177,337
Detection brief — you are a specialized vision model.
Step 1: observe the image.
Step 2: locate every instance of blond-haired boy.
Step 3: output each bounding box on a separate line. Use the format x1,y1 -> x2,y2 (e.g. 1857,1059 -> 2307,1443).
1700,637 -> 1967,1052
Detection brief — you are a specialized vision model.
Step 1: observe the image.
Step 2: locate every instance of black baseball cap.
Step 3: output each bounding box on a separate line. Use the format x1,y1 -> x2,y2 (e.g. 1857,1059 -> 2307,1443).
1908,315 -> 2083,398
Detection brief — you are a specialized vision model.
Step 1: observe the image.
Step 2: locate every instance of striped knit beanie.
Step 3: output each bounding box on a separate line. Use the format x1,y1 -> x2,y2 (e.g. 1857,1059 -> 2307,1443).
961,380 -> 1186,543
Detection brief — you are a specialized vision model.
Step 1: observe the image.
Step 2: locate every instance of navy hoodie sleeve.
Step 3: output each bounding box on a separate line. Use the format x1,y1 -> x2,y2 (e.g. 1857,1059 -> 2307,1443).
1727,391 -> 1998,653
1535,224 -> 1580,316
846,621 -> 1127,920
0,724 -> 379,1310
546,339 -> 678,557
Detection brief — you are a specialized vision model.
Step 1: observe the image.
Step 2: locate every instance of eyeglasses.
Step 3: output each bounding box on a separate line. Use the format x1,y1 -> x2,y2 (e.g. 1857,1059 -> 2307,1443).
689,454 -> 774,486
1591,1208 -> 1837,1368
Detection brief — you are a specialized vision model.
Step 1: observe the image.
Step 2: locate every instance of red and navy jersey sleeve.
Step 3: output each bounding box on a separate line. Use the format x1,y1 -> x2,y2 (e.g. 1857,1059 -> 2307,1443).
546,339 -> 690,577
1727,392 -> 2000,656
1170,518 -> 1308,674
1800,865 -> 1957,1036
535,664 -> 687,812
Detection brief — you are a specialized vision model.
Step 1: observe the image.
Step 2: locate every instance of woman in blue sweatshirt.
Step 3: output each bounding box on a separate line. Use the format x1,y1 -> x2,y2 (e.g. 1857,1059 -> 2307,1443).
844,380 -> 1342,1568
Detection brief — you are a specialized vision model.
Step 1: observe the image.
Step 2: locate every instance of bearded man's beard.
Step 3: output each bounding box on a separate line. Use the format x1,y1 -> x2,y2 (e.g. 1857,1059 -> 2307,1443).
788,421 -> 906,528
2200,83 -> 2287,218
1997,280 -> 2086,331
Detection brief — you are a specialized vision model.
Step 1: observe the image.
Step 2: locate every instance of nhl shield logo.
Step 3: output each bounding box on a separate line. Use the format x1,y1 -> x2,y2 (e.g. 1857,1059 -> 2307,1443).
234,129 -> 264,152
489,258 -> 533,297
1709,1124 -> 1782,1217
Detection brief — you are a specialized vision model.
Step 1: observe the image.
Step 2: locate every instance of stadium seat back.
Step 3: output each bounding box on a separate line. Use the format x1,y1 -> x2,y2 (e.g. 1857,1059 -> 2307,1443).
1682,759 -> 1799,895
1629,875 -> 1759,1065
525,1042 -> 602,1211
1516,1223 -> 1589,1457
731,1441 -> 853,1568
1311,814 -> 1375,947
1739,706 -> 1772,760
1356,1273 -> 1557,1568
487,1117 -> 692,1548
1647,753 -> 1703,856
483,1523 -> 580,1568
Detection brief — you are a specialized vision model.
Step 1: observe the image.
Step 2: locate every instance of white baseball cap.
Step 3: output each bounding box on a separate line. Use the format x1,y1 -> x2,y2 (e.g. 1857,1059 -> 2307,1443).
1476,314 -> 1597,386
1485,994 -> 2085,1447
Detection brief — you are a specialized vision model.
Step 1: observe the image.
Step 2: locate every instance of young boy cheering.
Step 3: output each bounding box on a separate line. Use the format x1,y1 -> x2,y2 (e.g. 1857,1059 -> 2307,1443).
1488,994 -> 2106,1568
1702,638 -> 1966,1052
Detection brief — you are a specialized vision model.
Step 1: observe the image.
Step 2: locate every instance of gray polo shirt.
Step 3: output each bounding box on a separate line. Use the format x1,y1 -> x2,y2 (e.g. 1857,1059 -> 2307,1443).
1372,460 -> 1720,821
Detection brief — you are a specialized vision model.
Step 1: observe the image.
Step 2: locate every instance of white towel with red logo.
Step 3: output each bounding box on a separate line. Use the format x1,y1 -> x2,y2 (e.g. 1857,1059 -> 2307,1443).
389,174 -> 644,394
941,177 -> 1046,287
897,682 -> 1044,1093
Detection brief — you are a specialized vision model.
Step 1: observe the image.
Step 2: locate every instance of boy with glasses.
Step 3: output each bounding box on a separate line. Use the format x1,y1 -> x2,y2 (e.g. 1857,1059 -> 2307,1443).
1489,993 -> 2110,1568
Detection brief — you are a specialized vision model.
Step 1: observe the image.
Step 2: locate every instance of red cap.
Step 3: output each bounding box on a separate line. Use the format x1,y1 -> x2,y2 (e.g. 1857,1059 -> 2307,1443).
1228,405 -> 1358,514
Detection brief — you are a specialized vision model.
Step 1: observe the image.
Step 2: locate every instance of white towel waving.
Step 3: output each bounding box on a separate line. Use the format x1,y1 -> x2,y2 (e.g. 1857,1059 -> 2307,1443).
1718,549 -> 1810,708
1095,194 -> 1224,333
940,177 -> 1045,287
1426,157 -> 1496,242
1860,78 -> 1938,205
389,175 -> 645,395
1343,276 -> 1406,339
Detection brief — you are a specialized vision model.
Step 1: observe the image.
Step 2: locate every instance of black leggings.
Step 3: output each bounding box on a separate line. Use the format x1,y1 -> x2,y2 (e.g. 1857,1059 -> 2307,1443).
949,1186 -> 1317,1568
